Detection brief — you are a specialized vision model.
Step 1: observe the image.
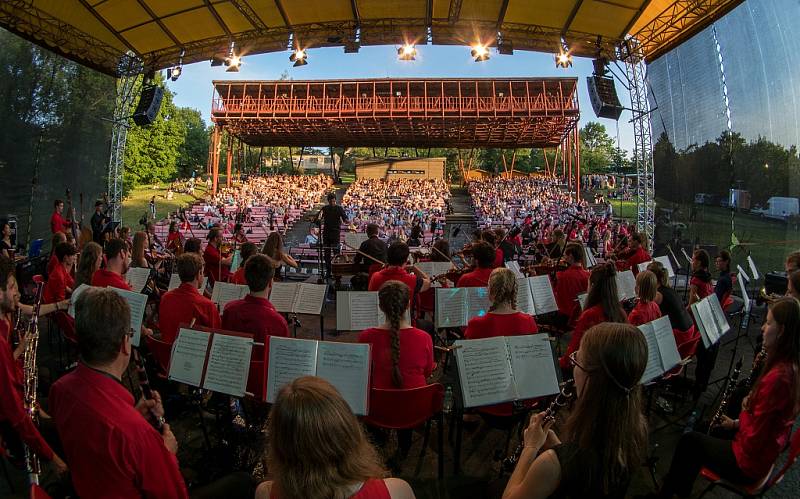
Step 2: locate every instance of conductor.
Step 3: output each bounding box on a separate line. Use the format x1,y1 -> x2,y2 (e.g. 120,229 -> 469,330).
317,192 -> 347,278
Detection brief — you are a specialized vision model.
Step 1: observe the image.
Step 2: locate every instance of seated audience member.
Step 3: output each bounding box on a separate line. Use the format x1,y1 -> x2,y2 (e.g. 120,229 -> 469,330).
553,243 -> 590,326
256,376 -> 415,499
653,297 -> 800,498
456,241 -> 495,287
222,254 -> 289,360
43,241 -> 77,303
359,281 -> 433,389
559,262 -> 627,370
91,238 -> 131,290
627,270 -> 662,326
503,323 -> 648,499
158,253 -> 220,344
647,261 -> 698,352
369,242 -> 431,309
74,241 -> 103,288
465,268 -> 538,340
230,242 -> 258,285
354,223 -> 388,274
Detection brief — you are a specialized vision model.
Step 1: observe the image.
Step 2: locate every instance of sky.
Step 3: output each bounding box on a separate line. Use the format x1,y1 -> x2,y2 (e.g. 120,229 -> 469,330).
166,44 -> 635,153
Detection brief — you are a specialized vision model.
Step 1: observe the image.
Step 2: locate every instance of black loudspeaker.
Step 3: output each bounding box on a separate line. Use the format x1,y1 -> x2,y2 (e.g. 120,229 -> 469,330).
587,75 -> 623,120
133,85 -> 164,126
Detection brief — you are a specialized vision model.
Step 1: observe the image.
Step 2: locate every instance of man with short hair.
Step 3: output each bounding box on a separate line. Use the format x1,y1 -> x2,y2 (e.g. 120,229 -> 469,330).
159,253 -> 220,344
203,227 -> 232,283
92,238 -> 131,290
222,254 -> 289,360
50,288 -> 186,498
456,241 -> 495,287
368,242 -> 431,306
50,199 -> 71,234
785,251 -> 800,273
91,200 -> 110,244
354,223 -> 388,274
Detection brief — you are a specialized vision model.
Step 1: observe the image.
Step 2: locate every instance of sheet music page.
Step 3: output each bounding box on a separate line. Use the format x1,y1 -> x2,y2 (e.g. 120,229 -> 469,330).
693,299 -> 719,348
203,333 -> 253,397
506,261 -> 525,278
315,342 -> 371,416
466,287 -> 490,322
577,293 -> 588,310
515,278 -> 535,316
738,273 -> 751,313
435,288 -> 468,328
269,282 -> 299,313
454,337 -> 516,408
109,287 -> 146,347
336,292 -> 382,330
638,321 -> 664,384
637,261 -> 652,274
707,293 -> 730,335
168,328 -> 210,386
68,283 -> 92,317
125,267 -> 151,293
747,255 -> 760,281
294,283 -> 327,315
211,282 -> 249,313
229,250 -> 242,273
616,270 -> 636,301
344,232 -> 369,249
736,265 -> 750,283
654,256 -> 676,278
266,337 -> 318,403
652,316 -> 681,374
529,275 -> 558,314
507,335 -> 560,399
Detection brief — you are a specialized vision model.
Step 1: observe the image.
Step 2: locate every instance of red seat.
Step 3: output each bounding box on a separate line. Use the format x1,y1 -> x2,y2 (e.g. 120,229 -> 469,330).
145,336 -> 173,378
698,427 -> 800,497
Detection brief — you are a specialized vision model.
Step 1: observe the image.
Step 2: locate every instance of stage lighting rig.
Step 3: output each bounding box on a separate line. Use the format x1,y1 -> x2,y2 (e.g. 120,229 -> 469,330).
555,38 -> 573,68
225,54 -> 242,72
167,49 -> 185,81
397,44 -> 417,61
470,43 -> 490,62
290,49 -> 308,67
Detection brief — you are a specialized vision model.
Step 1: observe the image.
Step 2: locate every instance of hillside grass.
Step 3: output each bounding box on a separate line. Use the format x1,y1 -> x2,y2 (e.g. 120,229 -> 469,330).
121,183 -> 208,225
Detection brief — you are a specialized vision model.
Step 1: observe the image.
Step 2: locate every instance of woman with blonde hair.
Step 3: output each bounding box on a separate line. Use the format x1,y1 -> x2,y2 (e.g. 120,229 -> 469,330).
464,267 -> 538,340
257,376 -> 415,499
503,323 -> 649,498
627,270 -> 662,326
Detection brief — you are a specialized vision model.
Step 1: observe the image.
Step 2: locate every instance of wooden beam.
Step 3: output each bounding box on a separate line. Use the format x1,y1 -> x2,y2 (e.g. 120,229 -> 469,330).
510,150 -> 517,176
77,0 -> 143,57
496,0 -> 510,28
562,0 -> 585,36
273,0 -> 292,28
135,0 -> 183,47
619,0 -> 655,39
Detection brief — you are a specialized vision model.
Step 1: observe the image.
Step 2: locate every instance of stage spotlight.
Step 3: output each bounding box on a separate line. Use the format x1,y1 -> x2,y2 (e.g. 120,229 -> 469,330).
225,54 -> 241,72
470,43 -> 490,62
290,49 -> 308,67
397,44 -> 417,61
167,66 -> 182,81
555,49 -> 573,68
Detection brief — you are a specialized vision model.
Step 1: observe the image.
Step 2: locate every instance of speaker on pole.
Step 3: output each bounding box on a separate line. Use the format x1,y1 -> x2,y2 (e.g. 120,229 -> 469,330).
133,85 -> 164,126
587,75 -> 623,120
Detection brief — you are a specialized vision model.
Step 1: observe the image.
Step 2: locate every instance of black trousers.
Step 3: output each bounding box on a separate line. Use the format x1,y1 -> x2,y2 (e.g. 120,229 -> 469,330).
662,431 -> 754,497
693,342 -> 719,397
322,233 -> 339,277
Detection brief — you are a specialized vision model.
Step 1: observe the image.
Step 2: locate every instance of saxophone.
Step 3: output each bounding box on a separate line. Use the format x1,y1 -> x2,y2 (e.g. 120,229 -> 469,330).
708,357 -> 743,433
22,275 -> 45,485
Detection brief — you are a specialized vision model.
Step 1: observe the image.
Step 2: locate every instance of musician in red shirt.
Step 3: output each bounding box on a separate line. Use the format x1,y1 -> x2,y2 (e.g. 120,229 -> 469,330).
656,297 -> 800,498
627,270 -> 662,326
456,241 -> 495,287
229,242 -> 258,285
158,253 -> 220,344
50,199 -> 71,234
369,242 -> 431,308
47,232 -> 67,276
222,254 -> 289,361
43,242 -> 77,303
465,268 -> 538,340
553,243 -> 590,325
91,238 -> 132,290
624,232 -> 651,275
203,227 -> 232,283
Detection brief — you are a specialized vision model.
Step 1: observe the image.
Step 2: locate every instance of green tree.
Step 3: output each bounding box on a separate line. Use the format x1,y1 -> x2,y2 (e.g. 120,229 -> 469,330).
580,121 -> 616,171
173,107 -> 208,178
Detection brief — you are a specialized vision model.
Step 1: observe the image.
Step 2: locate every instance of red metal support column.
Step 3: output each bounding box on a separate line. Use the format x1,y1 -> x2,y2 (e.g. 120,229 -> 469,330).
211,126 -> 221,195
575,127 -> 581,202
226,134 -> 233,188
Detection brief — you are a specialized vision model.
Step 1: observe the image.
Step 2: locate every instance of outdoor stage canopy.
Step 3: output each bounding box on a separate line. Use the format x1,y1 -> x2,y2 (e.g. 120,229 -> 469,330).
0,1 -> 743,77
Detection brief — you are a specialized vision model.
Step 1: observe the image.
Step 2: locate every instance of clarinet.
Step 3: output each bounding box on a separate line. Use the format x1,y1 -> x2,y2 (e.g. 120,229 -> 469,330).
133,348 -> 165,432
22,276 -> 45,485
708,357 -> 743,433
738,347 -> 767,390
502,380 -> 576,472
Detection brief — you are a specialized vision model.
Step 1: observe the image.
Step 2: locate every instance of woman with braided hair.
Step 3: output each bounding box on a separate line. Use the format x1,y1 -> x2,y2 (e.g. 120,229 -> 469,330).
464,267 -> 538,340
358,280 -> 434,389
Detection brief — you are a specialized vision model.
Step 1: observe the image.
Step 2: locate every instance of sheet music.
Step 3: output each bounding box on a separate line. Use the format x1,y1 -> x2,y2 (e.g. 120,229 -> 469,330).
336,291 -> 382,330
515,278 -> 535,316
266,337 -> 318,403
344,232 -> 369,249
736,264 -> 750,283
616,270 -> 636,301
68,283 -> 92,317
747,255 -> 759,281
507,335 -> 560,399
653,316 -> 681,374
637,261 -> 652,274
294,283 -> 327,315
707,293 -> 730,336
210,282 -> 249,313
168,273 -> 207,292
435,288 -> 468,328
315,342 -> 371,415
269,282 -> 299,313
454,337 -> 517,408
654,256 -> 676,278
416,261 -> 453,278
109,287 -> 146,347
639,321 -> 666,384
577,292 -> 588,310
529,275 -> 558,314
168,328 -> 210,386
229,250 -> 242,273
738,273 -> 751,313
693,299 -> 719,348
506,261 -> 525,278
125,267 -> 151,293
466,287 -> 490,322
203,333 -> 253,397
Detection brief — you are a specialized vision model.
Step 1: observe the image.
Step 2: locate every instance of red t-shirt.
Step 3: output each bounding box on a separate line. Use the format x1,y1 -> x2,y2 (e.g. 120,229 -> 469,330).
50,211 -> 70,234
456,267 -> 493,288
229,268 -> 247,285
91,268 -> 131,290
203,243 -> 230,283
733,362 -> 796,480
368,267 -> 419,305
44,263 -> 74,303
626,247 -> 651,274
464,312 -> 538,340
222,295 -> 289,361
554,265 -> 590,317
560,304 -> 608,369
47,253 -> 59,276
493,249 -> 504,268
358,327 -> 433,389
627,301 -> 662,326
690,275 -> 714,300
50,364 -> 188,498
158,283 -> 221,344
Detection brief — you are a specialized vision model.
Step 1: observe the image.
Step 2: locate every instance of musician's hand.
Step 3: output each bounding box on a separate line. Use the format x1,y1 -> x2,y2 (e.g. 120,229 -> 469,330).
136,391 -> 165,420
141,326 -> 153,338
161,424 -> 179,454
523,411 -> 554,452
542,429 -> 561,451
52,454 -> 69,475
58,299 -> 70,311
742,395 -> 751,411
716,415 -> 738,431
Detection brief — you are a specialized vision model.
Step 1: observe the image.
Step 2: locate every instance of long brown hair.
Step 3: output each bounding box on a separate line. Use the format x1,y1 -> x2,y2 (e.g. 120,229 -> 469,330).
75,242 -> 102,288
754,297 -> 800,414
585,262 -> 626,323
565,323 -> 648,494
378,280 -> 410,388
267,376 -> 385,499
261,232 -> 285,260
131,231 -> 148,267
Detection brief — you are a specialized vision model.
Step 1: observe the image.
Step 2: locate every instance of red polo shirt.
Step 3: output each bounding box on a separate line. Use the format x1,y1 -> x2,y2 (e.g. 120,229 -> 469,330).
91,268 -> 131,291
560,304 -> 608,370
50,363 -> 187,498
464,312 -> 538,340
554,265 -> 590,317
368,266 -> 419,306
158,283 -> 221,344
50,211 -> 70,234
456,267 -> 493,287
222,294 -> 289,361
44,263 -> 74,303
627,300 -> 662,326
626,247 -> 651,275
358,326 -> 433,389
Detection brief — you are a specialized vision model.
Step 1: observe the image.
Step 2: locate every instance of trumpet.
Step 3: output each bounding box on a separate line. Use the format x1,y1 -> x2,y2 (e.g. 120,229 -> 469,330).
756,287 -> 783,306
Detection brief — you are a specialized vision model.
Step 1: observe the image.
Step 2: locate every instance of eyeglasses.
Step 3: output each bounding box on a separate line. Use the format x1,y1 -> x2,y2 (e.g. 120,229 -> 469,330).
569,350 -> 587,371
